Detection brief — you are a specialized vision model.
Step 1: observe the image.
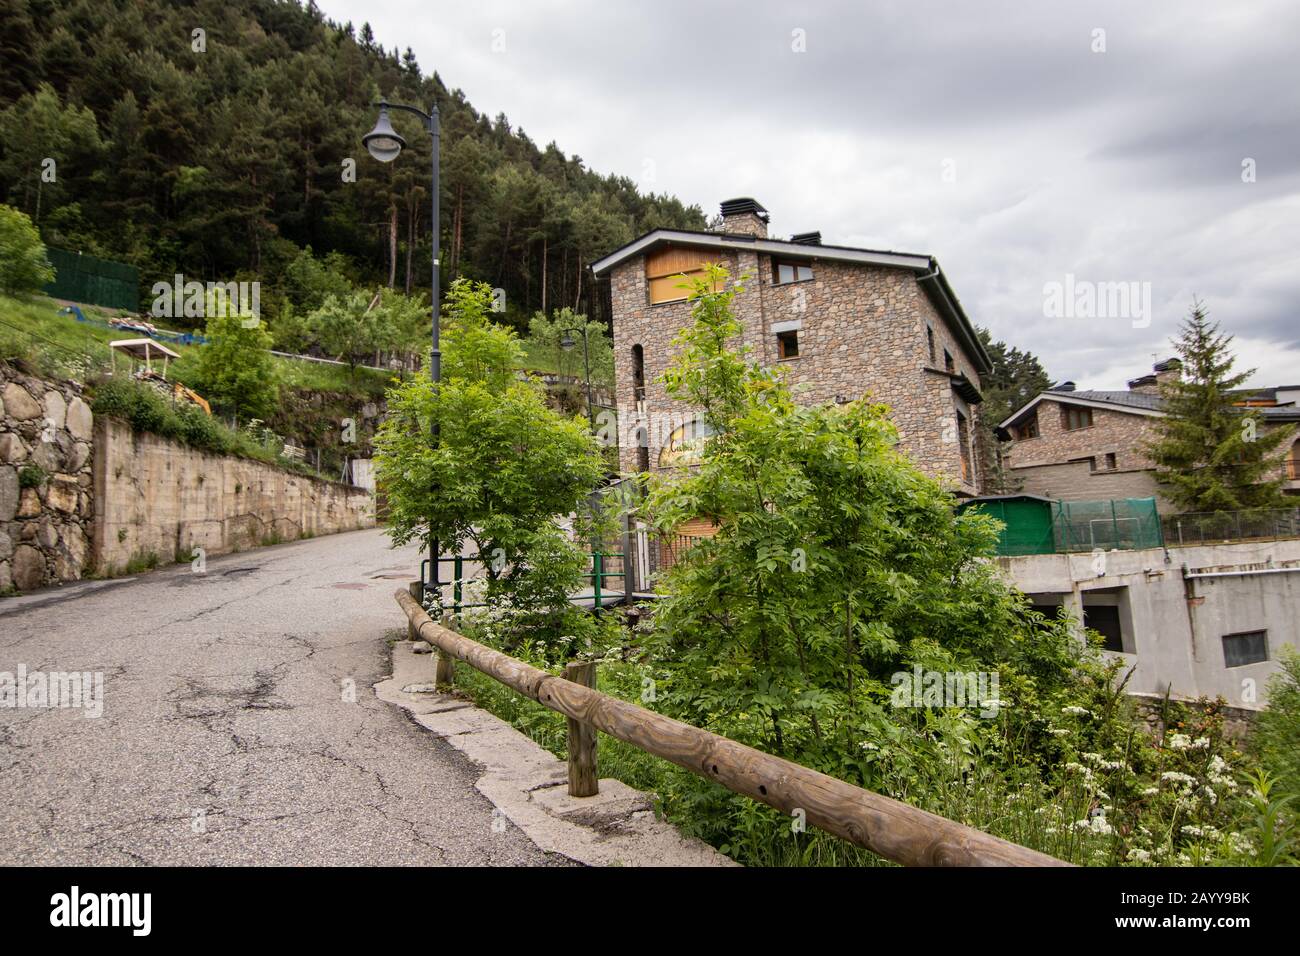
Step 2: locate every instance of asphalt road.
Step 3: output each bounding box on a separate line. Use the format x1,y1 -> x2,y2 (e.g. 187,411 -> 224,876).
0,528 -> 570,866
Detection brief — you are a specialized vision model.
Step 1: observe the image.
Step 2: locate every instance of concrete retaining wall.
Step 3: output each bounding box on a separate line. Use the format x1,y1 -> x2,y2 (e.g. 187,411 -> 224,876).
92,416 -> 375,574
998,538 -> 1300,709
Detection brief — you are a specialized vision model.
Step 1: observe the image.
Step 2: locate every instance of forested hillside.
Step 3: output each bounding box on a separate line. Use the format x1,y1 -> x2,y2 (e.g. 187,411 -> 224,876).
0,0 -> 705,328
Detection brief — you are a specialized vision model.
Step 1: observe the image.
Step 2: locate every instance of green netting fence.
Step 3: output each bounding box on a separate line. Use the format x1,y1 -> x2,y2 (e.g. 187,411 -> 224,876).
42,247 -> 139,312
1051,497 -> 1164,552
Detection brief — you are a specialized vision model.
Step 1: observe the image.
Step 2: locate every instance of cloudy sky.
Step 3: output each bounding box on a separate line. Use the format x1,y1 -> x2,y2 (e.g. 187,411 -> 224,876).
324,0 -> 1300,389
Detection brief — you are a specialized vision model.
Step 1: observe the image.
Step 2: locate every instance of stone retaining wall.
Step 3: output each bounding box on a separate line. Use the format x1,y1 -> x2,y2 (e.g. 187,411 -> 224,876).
1,360 -> 376,592
0,365 -> 95,591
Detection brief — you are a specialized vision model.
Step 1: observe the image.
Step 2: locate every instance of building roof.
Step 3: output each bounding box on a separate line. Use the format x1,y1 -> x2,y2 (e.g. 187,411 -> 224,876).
1000,386 -> 1300,430
591,227 -> 992,374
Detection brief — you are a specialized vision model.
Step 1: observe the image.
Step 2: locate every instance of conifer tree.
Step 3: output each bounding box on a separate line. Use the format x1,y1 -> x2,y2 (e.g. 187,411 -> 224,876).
1146,301 -> 1293,512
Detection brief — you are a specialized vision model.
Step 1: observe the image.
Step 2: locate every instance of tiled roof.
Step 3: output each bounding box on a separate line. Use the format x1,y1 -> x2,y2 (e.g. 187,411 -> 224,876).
1001,386 -> 1300,430
1045,389 -> 1165,412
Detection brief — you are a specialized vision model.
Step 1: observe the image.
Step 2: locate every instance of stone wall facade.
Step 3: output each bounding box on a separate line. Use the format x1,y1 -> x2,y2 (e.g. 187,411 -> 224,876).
0,364 -> 95,591
609,248 -> 983,494
1003,396 -> 1299,508
93,416 -> 375,575
1010,458 -> 1168,508
1003,399 -> 1159,474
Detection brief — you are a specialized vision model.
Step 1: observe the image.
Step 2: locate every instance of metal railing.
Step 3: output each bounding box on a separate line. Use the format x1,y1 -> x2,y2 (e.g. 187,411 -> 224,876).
1163,508 -> 1300,547
418,550 -> 627,615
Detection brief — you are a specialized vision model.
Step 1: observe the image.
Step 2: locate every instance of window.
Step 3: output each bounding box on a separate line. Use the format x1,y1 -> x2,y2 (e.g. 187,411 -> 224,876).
646,246 -> 720,304
1015,414 -> 1040,440
1062,406 -> 1093,430
1082,587 -> 1133,653
1104,452 -> 1117,470
773,261 -> 813,284
1223,630 -> 1268,667
943,349 -> 954,373
777,329 -> 799,360
631,344 -> 645,404
1071,456 -> 1097,472
1084,604 -> 1123,652
956,409 -> 972,481
926,326 -> 936,364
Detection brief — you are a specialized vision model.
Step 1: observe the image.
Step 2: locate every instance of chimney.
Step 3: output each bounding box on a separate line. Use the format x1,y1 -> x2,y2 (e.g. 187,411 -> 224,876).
1056,381 -> 1076,392
1154,357 -> 1182,387
719,197 -> 769,238
1130,358 -> 1180,393
790,231 -> 822,245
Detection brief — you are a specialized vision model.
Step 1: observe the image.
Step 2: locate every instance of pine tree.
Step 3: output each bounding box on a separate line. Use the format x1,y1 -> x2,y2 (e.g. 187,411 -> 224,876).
1145,301 -> 1293,512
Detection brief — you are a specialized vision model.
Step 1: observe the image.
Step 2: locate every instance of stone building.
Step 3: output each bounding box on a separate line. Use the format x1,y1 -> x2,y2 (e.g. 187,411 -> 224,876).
592,197 -> 991,496
997,359 -> 1300,510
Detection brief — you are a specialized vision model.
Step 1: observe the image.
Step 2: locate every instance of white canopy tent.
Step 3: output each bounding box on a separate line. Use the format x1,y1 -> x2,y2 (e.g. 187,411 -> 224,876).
109,338 -> 181,378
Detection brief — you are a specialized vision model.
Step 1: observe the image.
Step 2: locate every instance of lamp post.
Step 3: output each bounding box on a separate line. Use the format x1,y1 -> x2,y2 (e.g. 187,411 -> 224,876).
560,325 -> 596,431
364,98 -> 441,600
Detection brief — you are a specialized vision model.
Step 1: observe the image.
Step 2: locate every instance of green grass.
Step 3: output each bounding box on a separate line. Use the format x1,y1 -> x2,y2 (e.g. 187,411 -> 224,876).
0,292 -> 595,396
0,292 -> 395,397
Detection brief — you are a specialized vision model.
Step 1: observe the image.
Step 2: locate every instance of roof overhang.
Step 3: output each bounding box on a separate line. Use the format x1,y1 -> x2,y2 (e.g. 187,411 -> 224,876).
592,229 -> 992,375
591,229 -> 931,275
110,338 -> 181,361
998,392 -> 1166,431
949,373 -> 983,405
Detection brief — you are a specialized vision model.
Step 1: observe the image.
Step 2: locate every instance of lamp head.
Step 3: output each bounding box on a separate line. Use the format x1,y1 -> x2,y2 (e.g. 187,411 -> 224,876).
363,103 -> 406,162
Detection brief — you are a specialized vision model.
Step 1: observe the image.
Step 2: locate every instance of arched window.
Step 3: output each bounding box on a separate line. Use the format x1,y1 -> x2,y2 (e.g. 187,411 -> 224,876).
631,344 -> 645,404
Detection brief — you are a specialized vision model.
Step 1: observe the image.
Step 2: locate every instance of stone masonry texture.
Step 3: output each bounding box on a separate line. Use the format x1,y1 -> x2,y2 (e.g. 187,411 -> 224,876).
2,359 -> 376,592
0,363 -> 96,591
609,244 -> 983,495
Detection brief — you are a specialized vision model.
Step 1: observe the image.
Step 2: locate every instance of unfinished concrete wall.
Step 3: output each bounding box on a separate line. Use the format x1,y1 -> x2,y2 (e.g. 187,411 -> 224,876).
93,416 -> 375,574
998,538 -> 1300,709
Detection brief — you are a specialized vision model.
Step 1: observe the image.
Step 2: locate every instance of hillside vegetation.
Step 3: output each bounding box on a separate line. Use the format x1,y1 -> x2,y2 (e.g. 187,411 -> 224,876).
0,0 -> 704,331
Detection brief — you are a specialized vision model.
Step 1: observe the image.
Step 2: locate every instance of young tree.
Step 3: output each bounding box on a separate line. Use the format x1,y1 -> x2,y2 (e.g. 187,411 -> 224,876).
192,296 -> 280,424
527,307 -> 615,387
374,280 -> 607,647
0,204 -> 55,297
643,265 -> 1082,776
312,289 -> 383,376
1145,302 -> 1293,512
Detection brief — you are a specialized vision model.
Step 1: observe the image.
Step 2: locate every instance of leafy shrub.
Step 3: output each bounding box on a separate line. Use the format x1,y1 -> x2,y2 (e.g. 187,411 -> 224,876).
1253,648 -> 1300,798
90,375 -> 300,470
0,204 -> 55,297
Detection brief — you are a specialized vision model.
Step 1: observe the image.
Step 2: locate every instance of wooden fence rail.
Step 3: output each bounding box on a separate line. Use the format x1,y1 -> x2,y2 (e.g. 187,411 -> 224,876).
395,589 -> 1070,867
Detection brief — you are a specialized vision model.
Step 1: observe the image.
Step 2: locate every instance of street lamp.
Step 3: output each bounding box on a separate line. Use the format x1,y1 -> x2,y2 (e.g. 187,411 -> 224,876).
560,325 -> 596,430
364,97 -> 441,601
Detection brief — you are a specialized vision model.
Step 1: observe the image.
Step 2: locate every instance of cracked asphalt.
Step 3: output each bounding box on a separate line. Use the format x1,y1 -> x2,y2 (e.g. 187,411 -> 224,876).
0,528 -> 572,866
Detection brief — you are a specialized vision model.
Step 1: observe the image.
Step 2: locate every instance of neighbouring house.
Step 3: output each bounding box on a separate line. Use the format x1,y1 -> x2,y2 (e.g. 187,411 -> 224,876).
996,359 -> 1300,511
592,197 -> 992,497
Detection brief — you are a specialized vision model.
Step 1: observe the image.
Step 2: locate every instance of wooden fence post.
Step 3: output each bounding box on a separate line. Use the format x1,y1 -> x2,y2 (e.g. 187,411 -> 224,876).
435,625 -> 456,687
407,582 -> 422,640
564,660 -> 598,797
